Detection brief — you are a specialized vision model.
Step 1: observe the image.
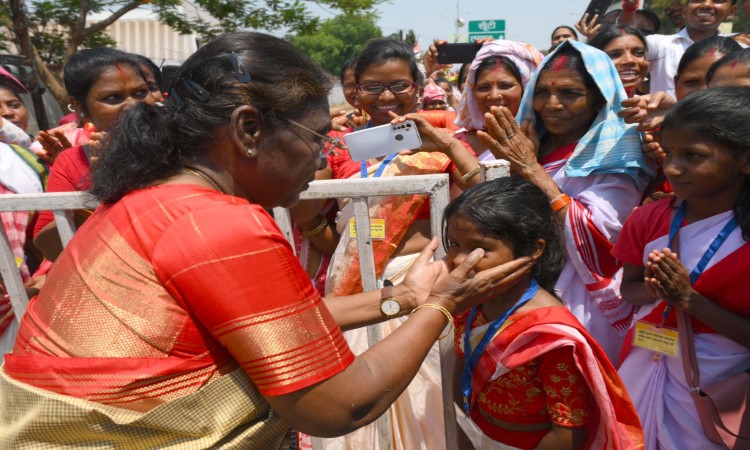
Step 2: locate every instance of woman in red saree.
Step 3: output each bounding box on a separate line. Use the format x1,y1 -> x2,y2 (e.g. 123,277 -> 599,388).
1,32 -> 535,449
447,177 -> 643,450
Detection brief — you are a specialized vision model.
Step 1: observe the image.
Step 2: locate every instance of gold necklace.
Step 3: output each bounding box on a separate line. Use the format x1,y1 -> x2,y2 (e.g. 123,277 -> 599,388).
183,167 -> 225,193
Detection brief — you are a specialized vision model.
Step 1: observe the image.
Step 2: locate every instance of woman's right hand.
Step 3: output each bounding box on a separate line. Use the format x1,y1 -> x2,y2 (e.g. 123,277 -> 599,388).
36,129 -> 73,164
619,92 -> 676,132
478,106 -> 540,174
426,249 -> 537,315
424,39 -> 452,77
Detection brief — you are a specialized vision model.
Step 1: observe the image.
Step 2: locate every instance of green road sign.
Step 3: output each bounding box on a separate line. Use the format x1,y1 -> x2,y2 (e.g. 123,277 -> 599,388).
467,19 -> 505,41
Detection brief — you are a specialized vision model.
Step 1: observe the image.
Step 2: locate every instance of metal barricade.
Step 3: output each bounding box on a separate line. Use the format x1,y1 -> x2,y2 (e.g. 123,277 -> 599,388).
0,191 -> 98,325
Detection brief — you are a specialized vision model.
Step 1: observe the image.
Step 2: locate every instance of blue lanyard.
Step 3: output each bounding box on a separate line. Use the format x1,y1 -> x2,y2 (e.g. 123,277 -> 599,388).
361,153 -> 397,178
461,278 -> 539,414
668,202 -> 738,285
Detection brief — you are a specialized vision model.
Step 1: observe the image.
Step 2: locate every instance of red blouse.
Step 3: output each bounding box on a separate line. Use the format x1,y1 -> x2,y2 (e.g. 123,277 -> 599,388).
455,308 -> 591,449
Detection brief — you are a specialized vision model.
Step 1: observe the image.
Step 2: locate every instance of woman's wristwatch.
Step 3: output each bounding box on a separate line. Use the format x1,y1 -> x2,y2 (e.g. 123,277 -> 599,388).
380,279 -> 402,317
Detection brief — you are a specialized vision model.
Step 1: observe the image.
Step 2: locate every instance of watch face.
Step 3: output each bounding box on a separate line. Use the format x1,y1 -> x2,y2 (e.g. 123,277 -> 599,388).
381,299 -> 401,316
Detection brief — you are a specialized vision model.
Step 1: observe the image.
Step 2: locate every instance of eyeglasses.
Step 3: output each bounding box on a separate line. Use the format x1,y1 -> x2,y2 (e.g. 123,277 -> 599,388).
285,118 -> 345,157
357,81 -> 417,96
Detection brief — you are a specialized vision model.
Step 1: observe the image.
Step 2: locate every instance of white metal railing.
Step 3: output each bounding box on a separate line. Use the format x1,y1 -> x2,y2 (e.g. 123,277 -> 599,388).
0,191 -> 98,323
0,159 -> 510,450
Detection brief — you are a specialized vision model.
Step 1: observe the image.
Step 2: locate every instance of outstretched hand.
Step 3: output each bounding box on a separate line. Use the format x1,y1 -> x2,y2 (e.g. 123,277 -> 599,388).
36,129 -> 73,164
477,106 -> 539,174
619,92 -> 676,132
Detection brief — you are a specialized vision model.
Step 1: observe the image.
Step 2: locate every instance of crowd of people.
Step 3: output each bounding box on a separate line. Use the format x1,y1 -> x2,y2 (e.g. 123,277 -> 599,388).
0,0 -> 749,449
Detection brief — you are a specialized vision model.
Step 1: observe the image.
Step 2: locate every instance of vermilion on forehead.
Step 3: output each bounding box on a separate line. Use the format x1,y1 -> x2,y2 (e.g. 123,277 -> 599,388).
551,55 -> 568,72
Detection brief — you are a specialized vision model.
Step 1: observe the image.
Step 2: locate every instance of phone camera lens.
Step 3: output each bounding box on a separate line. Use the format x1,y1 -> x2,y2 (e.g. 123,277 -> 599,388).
395,134 -> 404,141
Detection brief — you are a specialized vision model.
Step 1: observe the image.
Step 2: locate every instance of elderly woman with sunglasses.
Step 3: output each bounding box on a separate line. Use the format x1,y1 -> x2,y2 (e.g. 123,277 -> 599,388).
0,32 -> 534,449
322,38 -> 483,450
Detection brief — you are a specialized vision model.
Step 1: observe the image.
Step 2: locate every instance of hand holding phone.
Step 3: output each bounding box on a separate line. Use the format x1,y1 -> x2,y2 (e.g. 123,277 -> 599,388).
343,120 -> 422,161
583,0 -> 613,23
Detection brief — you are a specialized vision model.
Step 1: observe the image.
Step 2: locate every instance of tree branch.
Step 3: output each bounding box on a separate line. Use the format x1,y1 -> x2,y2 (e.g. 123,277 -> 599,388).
81,1 -> 144,39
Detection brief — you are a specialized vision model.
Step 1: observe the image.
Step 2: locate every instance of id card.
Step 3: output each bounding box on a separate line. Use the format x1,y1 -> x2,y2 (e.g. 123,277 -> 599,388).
633,321 -> 680,357
349,218 -> 386,240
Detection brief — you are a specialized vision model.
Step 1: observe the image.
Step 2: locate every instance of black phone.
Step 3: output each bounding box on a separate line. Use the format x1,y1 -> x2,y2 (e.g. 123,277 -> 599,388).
436,43 -> 483,65
582,0 -> 613,24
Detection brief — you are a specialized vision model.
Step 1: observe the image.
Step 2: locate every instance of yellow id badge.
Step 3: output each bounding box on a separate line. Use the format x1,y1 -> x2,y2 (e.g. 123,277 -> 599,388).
633,321 -> 680,357
349,218 -> 386,240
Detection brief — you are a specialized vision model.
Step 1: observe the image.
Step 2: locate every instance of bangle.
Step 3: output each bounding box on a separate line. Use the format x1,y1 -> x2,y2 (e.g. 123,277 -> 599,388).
412,303 -> 454,339
301,215 -> 328,236
461,165 -> 482,183
550,193 -> 572,212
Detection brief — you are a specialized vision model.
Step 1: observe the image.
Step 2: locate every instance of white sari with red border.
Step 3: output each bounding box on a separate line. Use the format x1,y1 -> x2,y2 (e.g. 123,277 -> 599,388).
618,208 -> 750,450
541,145 -> 641,363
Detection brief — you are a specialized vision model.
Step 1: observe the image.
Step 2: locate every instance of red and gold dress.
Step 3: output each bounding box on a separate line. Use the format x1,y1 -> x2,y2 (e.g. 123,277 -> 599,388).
2,183 -> 354,448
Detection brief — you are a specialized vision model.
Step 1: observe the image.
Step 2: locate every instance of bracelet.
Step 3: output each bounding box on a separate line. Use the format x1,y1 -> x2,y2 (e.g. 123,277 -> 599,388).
461,165 -> 482,183
412,303 -> 454,339
550,193 -> 572,212
301,215 -> 328,236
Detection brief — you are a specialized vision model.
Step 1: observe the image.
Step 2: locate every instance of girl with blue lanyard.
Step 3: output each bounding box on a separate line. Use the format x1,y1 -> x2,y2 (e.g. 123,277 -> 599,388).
615,87 -> 750,450
447,177 -> 643,450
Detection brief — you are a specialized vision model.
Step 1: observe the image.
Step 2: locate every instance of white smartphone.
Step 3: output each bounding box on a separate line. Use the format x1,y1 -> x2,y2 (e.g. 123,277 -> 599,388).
344,120 -> 422,161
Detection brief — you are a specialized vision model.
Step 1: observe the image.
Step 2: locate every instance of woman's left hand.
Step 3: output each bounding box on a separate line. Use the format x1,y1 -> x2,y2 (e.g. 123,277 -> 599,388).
88,131 -> 110,164
478,106 -> 540,174
646,248 -> 697,310
389,112 -> 456,155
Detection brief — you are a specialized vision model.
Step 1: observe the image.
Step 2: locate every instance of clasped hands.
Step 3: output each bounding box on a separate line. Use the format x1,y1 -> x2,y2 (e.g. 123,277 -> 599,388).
645,248 -> 699,312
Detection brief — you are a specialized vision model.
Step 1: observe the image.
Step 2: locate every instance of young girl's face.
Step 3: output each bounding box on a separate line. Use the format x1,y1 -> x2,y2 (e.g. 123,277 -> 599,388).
446,215 -> 515,273
674,52 -> 725,100
661,127 -> 748,202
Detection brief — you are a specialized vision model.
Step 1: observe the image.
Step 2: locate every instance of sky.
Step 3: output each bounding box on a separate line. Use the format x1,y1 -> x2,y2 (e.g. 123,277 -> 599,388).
312,0 -> 598,53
